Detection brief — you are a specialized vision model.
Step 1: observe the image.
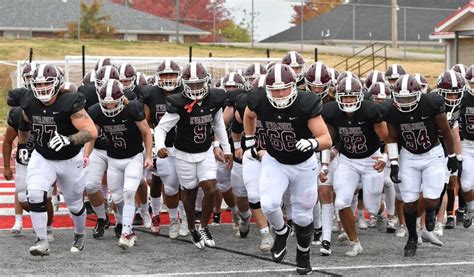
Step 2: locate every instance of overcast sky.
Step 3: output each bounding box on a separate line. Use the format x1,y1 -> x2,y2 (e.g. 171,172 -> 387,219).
224,0 -> 295,42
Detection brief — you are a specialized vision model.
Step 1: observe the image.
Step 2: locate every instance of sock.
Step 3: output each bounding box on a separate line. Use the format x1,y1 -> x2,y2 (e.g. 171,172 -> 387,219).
168,208 -> 178,220
122,204 -> 135,234
115,201 -> 124,224
70,209 -> 86,235
321,203 -> 334,242
150,196 -> 162,216
239,209 -> 251,220
93,203 -> 106,220
459,193 -> 466,211
447,189 -> 455,214
15,214 -> 23,224
384,186 -> 396,216
259,227 -> 269,235
178,201 -> 186,219
195,188 -> 204,211
30,212 -> 48,240
405,209 -> 418,239
47,225 -> 52,232
295,222 -> 314,252
468,200 -> 474,211
266,208 -> 285,231
230,206 -> 238,215
313,202 -> 322,229
140,202 -> 149,216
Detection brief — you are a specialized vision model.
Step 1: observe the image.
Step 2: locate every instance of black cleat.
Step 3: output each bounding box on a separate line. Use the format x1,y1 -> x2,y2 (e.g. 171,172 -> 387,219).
425,210 -> 436,232
92,218 -> 106,239
312,227 -> 322,245
195,210 -> 203,224
104,214 -> 110,229
320,240 -> 332,256
114,223 -> 123,239
212,212 -> 221,225
463,210 -> 472,228
404,236 -> 418,257
271,224 -> 290,263
296,249 -> 312,275
133,213 -> 143,226
85,201 -> 95,215
445,216 -> 455,229
456,209 -> 465,226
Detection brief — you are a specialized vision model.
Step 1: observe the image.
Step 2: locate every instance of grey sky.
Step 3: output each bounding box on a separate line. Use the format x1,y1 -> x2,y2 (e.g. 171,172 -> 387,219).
224,0 -> 295,42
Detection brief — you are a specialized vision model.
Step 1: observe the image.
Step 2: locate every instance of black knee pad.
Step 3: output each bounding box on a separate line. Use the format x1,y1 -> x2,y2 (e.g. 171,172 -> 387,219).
28,191 -> 47,213
70,204 -> 86,216
249,201 -> 261,210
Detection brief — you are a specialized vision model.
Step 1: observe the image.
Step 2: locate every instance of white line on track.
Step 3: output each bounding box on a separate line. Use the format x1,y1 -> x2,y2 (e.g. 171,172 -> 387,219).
158,261 -> 474,276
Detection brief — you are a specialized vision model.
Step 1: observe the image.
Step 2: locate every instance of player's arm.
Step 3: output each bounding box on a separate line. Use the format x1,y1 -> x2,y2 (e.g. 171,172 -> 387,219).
83,124 -> 100,159
374,121 -> 389,143
154,112 -> 180,158
18,112 -> 31,144
2,125 -> 18,180
436,112 -> 455,155
386,122 -> 401,183
143,103 -> 152,127
70,109 -> 99,144
223,106 -> 235,127
243,107 -> 257,137
211,109 -> 231,155
305,115 -> 332,151
136,119 -> 153,168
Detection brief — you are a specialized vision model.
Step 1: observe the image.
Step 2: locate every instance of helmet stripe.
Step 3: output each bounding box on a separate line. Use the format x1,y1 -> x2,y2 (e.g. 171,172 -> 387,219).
290,51 -> 297,64
254,63 -> 260,75
105,80 -> 115,98
448,70 -> 458,88
165,59 -> 171,70
190,62 -> 197,79
401,74 -> 410,91
345,76 -> 352,92
392,64 -> 398,76
119,63 -> 127,78
371,71 -> 379,85
258,74 -> 266,87
315,62 -> 322,82
104,66 -> 112,80
275,64 -> 282,83
37,64 -> 46,78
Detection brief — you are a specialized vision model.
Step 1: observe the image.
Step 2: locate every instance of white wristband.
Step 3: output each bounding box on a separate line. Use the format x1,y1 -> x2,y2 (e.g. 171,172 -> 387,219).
378,153 -> 388,163
456,154 -> 463,161
233,141 -> 241,149
212,141 -> 220,148
387,143 -> 399,160
448,153 -> 455,158
321,149 -> 331,164
244,135 -> 255,148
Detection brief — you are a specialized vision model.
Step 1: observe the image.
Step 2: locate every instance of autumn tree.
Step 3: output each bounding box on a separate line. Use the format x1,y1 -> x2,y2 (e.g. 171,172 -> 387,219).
290,0 -> 343,25
67,0 -> 116,39
111,0 -> 230,42
220,20 -> 251,42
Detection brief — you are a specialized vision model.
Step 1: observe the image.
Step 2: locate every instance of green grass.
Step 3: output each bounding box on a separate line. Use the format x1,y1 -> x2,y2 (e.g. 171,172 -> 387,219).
403,48 -> 445,55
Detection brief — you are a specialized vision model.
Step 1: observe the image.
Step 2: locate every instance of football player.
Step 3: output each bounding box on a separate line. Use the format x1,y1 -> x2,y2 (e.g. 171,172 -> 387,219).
386,74 -> 458,257
243,63 -> 332,274
385,64 -> 407,89
281,51 -> 306,88
19,64 -> 98,256
86,79 -> 153,249
154,62 -> 232,249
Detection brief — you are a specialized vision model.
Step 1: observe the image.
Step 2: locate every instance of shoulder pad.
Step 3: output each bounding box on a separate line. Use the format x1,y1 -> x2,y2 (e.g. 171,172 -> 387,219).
59,92 -> 86,114
322,101 -> 339,121
87,103 -> 102,121
8,88 -> 28,107
124,89 -> 137,101
246,87 -> 266,112
209,88 -> 226,107
166,93 -> 187,113
20,90 -> 36,110
127,100 -> 145,121
425,93 -> 445,114
225,89 -> 245,107
298,90 -> 323,118
362,101 -> 384,123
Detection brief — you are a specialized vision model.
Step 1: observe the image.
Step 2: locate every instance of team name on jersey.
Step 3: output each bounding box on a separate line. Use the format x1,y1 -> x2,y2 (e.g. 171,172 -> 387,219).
190,114 -> 213,125
339,127 -> 363,136
466,107 -> 474,114
264,121 -> 294,131
256,120 -> 263,128
103,124 -> 127,132
32,116 -> 55,124
400,122 -> 426,131
155,104 -> 166,113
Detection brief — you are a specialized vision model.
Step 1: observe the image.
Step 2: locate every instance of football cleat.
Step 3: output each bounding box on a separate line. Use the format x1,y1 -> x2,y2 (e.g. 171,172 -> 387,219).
260,232 -> 274,252
445,216 -> 455,229
239,215 -> 251,238
70,233 -> 85,253
190,229 -> 205,250
271,224 -> 290,263
376,215 -> 386,232
114,223 -> 123,239
421,229 -> 443,246
212,212 -> 221,225
345,240 -> 363,257
320,240 -> 332,256
169,219 -> 180,239
296,249 -> 312,275
142,211 -> 152,229
92,218 -> 106,239
200,227 -> 215,247
119,232 -> 137,250
404,236 -> 417,257
433,222 -> 443,237
463,210 -> 472,228
151,215 -> 161,234
386,218 -> 397,233
337,230 -> 349,242
29,239 -> 49,257
10,221 -> 23,235
312,227 -> 322,245
456,209 -> 465,225
178,220 -> 189,237
357,213 -> 368,230
396,224 -> 407,238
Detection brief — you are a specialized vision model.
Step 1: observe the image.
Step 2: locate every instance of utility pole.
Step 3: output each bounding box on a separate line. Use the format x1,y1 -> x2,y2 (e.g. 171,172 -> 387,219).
213,0 -> 216,43
251,0 -> 254,48
176,0 -> 180,44
391,0 -> 398,48
300,0 -> 304,52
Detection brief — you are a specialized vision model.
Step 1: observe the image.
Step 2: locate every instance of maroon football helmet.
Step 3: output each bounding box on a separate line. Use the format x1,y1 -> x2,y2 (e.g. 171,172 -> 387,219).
266,61 -> 279,71
336,71 -> 359,85
95,65 -> 120,93
157,59 -> 182,91
328,67 -> 340,86
251,74 -> 267,90
451,63 -> 467,78
82,70 -> 96,86
95,58 -> 112,72
222,72 -> 246,92
31,64 -> 61,102
385,64 -> 407,88
244,63 -> 267,84
147,75 -> 157,86
335,76 -> 363,113
60,82 -> 78,93
392,74 -> 421,112
98,79 -> 125,117
413,73 -> 429,94
364,70 -> 386,90
368,81 -> 391,102
265,63 -> 298,109
466,65 -> 474,84
281,51 -> 305,82
22,62 -> 37,88
135,72 -> 148,86
181,62 -> 210,100
118,63 -> 137,90
436,70 -> 466,107
304,62 -> 332,98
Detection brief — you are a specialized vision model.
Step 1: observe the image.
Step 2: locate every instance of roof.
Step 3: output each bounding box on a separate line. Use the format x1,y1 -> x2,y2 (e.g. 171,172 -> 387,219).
261,0 -> 466,43
0,0 -> 210,36
435,1 -> 474,32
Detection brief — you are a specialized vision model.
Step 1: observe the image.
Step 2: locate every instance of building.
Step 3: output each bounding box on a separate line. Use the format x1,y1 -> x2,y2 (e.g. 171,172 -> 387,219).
0,0 -> 210,42
261,0 -> 467,47
430,1 -> 474,69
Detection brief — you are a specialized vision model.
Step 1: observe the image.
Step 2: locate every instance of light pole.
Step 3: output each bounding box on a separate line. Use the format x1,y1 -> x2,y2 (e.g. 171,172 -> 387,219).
251,0 -> 254,48
210,0 -> 216,43
176,0 -> 180,43
300,0 -> 304,52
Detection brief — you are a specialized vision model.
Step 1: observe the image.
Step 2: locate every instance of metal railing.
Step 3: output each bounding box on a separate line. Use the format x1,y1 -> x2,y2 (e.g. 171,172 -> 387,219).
333,43 -> 388,77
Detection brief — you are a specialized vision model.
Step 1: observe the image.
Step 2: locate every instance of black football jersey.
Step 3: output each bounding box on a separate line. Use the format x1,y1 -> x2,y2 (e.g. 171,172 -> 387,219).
438,104 -> 461,156
140,85 -> 183,147
247,87 -> 322,165
21,92 -> 85,160
234,91 -> 267,151
88,100 -> 145,159
7,107 -> 35,165
225,88 -> 247,108
166,89 -> 226,154
385,93 -> 445,154
7,87 -> 30,107
460,92 -> 474,141
323,101 -> 384,159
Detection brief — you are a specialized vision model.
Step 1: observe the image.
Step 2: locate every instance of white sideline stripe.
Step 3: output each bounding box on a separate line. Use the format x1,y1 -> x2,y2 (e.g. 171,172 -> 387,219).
0,188 -> 14,193
0,180 -> 15,184
0,195 -> 15,203
0,207 -> 71,216
159,261 -> 474,276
